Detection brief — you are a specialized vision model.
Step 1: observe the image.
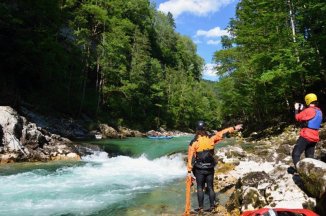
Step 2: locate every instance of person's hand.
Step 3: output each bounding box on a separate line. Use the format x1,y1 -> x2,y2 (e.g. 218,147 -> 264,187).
294,103 -> 304,111
187,171 -> 195,178
294,102 -> 300,110
187,171 -> 195,179
234,124 -> 243,131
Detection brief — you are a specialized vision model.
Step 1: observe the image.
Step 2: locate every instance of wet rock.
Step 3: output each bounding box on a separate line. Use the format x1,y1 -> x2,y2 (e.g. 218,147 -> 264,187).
66,152 -> 80,159
241,171 -> 273,188
0,106 -> 26,152
0,153 -> 19,163
51,153 -> 80,161
98,124 -> 119,138
132,130 -> 144,137
316,139 -> 326,163
223,146 -> 246,159
117,126 -> 143,138
319,127 -> 326,140
297,158 -> 326,199
118,126 -> 133,137
0,106 -> 81,163
158,127 -> 166,133
213,204 -> 230,215
20,107 -> 89,139
215,142 -> 319,213
315,192 -> 326,216
74,143 -> 102,155
225,188 -> 242,213
241,187 -> 266,210
215,173 -> 237,193
320,149 -> 326,163
265,164 -> 315,209
276,144 -> 292,156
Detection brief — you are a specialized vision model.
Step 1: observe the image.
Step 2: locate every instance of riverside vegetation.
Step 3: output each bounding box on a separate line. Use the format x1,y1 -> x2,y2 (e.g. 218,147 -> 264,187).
0,0 -> 325,131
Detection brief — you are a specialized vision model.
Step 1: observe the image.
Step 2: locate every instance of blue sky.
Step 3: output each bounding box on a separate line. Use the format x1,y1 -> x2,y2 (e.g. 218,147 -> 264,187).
152,0 -> 239,81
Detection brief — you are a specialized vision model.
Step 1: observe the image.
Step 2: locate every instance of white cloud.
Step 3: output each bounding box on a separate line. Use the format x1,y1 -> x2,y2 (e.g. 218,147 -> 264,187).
202,63 -> 219,81
193,39 -> 202,44
207,40 -> 220,45
195,26 -> 230,38
158,0 -> 233,18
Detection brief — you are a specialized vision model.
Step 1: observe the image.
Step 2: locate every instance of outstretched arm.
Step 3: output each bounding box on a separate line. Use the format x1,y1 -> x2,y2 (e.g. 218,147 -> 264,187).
212,124 -> 243,143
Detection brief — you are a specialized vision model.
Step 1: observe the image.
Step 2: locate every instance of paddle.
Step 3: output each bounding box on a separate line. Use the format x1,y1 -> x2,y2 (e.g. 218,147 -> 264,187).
183,174 -> 194,215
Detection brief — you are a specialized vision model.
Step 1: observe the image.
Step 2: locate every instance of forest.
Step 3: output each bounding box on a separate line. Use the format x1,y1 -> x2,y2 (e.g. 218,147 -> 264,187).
0,0 -> 325,132
213,0 -> 326,129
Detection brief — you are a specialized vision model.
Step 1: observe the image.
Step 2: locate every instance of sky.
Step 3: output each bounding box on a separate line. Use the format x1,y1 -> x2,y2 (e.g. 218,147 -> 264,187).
152,0 -> 239,81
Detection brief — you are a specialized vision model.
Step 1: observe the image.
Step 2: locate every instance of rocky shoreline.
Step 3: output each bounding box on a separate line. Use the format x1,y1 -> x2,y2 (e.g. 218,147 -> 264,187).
0,106 -> 80,163
211,125 -> 326,215
20,106 -> 191,140
0,106 -> 190,163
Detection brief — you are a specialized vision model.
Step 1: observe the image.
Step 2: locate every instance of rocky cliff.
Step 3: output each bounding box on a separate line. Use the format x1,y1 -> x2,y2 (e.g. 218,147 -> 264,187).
0,106 -> 80,163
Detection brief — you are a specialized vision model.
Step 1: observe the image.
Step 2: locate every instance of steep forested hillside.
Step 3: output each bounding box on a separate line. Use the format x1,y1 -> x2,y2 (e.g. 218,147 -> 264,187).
0,0 -> 220,130
1,0 -> 325,132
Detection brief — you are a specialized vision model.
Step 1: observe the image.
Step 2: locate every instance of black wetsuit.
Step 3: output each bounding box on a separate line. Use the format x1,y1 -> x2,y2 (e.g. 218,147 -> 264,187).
193,167 -> 215,209
292,136 -> 317,166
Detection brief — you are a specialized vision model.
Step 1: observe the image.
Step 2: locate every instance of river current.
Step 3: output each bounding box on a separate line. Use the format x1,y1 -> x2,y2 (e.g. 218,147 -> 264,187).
0,136 -> 198,216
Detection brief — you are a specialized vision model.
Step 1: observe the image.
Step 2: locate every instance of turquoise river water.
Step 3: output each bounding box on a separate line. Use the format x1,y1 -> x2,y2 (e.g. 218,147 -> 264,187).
0,136 -> 233,216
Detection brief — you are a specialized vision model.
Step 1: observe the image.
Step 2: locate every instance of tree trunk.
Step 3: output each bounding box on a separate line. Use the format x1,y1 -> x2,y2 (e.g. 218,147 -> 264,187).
79,45 -> 90,117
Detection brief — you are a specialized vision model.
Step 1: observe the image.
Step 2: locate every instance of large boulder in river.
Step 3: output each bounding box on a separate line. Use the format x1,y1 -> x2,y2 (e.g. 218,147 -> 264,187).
118,126 -> 143,137
0,106 -> 81,163
118,126 -> 133,137
98,124 -> 119,138
297,158 -> 326,215
238,172 -> 273,210
0,106 -> 25,152
297,158 -> 326,199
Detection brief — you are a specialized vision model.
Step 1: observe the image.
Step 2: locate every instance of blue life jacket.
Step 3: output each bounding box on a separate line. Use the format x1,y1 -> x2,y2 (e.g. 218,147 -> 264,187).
307,108 -> 322,130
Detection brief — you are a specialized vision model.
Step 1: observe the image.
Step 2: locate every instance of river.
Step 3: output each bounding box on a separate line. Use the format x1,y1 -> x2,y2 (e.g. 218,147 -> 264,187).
0,136 -> 232,216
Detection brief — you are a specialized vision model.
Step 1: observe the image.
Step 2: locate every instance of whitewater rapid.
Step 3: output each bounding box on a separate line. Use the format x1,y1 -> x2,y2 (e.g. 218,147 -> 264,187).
0,152 -> 186,216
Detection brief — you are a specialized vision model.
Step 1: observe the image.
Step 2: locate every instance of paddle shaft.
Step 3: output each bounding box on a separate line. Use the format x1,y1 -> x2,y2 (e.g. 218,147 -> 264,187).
183,175 -> 192,215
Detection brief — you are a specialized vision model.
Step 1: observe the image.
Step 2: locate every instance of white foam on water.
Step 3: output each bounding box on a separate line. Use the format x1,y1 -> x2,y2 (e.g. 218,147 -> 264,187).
0,152 -> 186,216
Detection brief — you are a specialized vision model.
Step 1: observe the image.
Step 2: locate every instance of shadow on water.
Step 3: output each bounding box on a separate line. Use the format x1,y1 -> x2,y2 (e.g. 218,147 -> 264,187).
103,144 -> 134,157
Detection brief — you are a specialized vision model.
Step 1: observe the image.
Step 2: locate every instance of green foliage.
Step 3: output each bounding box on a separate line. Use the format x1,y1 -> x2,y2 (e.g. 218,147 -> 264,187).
0,0 -> 220,131
0,0 -> 84,111
162,68 -> 220,129
2,0 -> 326,132
213,0 -> 326,128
